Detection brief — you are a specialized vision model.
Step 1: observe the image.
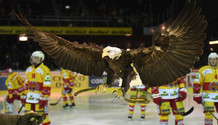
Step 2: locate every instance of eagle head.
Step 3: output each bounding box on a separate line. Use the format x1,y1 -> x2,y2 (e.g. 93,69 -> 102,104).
102,46 -> 122,60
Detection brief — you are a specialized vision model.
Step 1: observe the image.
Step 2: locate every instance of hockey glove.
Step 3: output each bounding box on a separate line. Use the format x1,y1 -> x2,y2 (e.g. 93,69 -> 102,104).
7,97 -> 14,103
151,87 -> 162,106
63,85 -> 70,93
20,95 -> 26,105
39,97 -> 49,109
152,93 -> 162,106
193,93 -> 202,104
193,83 -> 202,104
69,82 -> 74,87
177,88 -> 188,101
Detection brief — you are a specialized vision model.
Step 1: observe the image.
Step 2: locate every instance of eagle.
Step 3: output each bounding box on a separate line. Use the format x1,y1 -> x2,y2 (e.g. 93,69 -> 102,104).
17,0 -> 207,97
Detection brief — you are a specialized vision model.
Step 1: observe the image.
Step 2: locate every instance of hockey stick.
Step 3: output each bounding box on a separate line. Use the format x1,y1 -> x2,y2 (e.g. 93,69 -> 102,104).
201,103 -> 218,121
50,97 -> 61,106
18,104 -> 24,114
171,106 -> 194,116
182,107 -> 194,116
74,82 -> 113,96
74,87 -> 97,96
209,111 -> 218,121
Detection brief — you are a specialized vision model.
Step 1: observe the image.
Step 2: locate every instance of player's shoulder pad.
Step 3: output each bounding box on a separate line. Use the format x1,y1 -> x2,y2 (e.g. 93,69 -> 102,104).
198,65 -> 211,72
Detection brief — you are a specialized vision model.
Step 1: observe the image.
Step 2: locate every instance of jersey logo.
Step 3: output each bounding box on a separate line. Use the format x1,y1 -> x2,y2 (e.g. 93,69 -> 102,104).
170,91 -> 178,96
32,73 -> 35,79
195,73 -> 200,79
208,82 -> 218,92
161,91 -> 169,96
18,80 -> 23,86
28,81 -> 39,91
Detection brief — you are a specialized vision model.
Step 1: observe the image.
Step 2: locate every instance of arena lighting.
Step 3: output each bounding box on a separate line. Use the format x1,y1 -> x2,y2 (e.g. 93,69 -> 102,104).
125,34 -> 132,36
18,34 -> 28,42
210,48 -> 214,51
209,40 -> 218,45
65,5 -> 70,9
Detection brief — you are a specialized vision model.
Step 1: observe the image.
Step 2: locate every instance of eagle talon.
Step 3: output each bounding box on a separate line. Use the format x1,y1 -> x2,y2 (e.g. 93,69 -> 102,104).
95,83 -> 107,93
113,88 -> 125,99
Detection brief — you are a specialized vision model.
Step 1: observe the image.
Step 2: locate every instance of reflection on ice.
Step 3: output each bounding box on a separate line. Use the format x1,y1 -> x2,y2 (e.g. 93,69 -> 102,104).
0,92 -> 217,125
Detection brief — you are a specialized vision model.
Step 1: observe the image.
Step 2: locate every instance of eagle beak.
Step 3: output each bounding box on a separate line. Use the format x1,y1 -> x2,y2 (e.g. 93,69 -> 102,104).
102,52 -> 106,58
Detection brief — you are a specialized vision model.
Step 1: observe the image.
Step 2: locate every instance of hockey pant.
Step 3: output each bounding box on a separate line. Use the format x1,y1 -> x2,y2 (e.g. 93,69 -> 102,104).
158,99 -> 185,125
203,101 -> 218,125
62,88 -> 74,105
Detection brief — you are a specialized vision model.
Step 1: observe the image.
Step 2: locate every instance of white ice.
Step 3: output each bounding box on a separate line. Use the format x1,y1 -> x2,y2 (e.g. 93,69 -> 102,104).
1,91 -> 218,125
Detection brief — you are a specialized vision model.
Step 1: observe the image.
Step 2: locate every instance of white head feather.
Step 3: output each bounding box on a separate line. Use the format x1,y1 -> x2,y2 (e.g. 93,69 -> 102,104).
102,46 -> 122,60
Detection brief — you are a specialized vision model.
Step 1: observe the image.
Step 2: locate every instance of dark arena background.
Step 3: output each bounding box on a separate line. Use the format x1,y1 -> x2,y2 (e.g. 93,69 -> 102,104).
0,0 -> 218,125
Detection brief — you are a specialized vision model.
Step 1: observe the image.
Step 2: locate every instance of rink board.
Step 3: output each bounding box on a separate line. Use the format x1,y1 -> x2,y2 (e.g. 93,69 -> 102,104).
0,70 -> 197,97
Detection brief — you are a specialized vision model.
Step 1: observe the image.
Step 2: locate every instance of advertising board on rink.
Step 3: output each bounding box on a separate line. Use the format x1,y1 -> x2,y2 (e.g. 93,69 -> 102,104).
0,71 -> 89,92
0,69 -> 199,91
51,72 -> 89,89
89,75 -> 120,87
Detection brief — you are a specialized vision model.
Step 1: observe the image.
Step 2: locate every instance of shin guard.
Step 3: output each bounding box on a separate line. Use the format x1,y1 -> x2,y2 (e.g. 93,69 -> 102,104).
160,120 -> 168,125
205,118 -> 213,125
175,119 -> 184,125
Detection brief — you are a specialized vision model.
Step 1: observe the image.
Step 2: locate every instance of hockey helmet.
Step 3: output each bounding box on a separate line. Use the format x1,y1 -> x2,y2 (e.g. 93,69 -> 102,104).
30,51 -> 45,65
208,52 -> 218,67
208,52 -> 218,60
5,68 -> 13,74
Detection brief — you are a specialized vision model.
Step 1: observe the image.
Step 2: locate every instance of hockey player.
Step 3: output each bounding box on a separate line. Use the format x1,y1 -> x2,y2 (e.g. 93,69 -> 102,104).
124,62 -> 149,120
61,68 -> 75,108
193,52 -> 218,125
152,77 -> 188,125
21,51 -> 51,125
128,84 -> 149,120
2,68 -> 25,113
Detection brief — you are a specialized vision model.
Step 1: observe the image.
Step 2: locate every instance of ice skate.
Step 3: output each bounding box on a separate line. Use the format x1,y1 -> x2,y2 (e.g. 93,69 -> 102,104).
141,114 -> 145,120
63,104 -> 69,108
69,103 -> 75,108
128,114 -> 132,120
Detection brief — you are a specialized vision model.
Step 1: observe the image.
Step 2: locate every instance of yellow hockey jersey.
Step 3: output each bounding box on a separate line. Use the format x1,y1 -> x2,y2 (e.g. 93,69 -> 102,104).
61,69 -> 74,88
5,72 -> 25,98
193,65 -> 218,102
154,78 -> 185,99
25,63 -> 51,103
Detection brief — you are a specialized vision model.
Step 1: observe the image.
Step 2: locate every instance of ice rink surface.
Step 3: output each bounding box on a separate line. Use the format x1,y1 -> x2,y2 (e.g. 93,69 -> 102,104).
1,90 -> 218,125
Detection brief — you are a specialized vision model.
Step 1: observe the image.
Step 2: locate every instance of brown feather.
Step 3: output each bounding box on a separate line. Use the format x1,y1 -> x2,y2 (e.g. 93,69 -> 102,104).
17,12 -> 107,77
131,0 -> 207,86
17,0 -> 207,88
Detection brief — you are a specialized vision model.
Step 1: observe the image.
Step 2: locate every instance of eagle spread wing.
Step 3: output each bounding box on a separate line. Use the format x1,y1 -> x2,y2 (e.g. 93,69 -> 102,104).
17,0 -> 207,88
130,0 -> 207,86
17,14 -> 107,77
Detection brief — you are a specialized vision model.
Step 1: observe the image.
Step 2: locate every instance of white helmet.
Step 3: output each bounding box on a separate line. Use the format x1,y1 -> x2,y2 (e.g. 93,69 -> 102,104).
5,68 -> 13,74
208,52 -> 218,67
30,51 -> 45,65
208,52 -> 218,60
